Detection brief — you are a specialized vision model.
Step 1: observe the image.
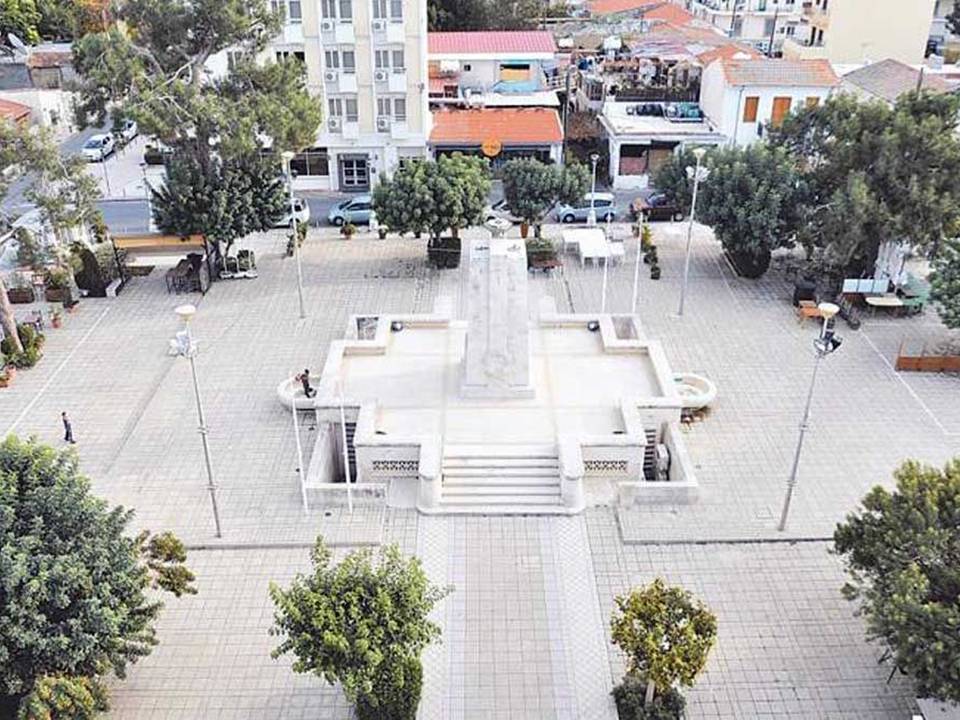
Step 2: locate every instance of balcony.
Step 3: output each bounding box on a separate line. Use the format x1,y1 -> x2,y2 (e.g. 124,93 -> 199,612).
371,18 -> 405,44
320,18 -> 355,44
388,68 -> 407,94
322,70 -> 358,93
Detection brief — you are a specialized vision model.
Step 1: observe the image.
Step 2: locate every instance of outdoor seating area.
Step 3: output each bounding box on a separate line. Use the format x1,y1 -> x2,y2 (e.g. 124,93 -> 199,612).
164,255 -> 209,294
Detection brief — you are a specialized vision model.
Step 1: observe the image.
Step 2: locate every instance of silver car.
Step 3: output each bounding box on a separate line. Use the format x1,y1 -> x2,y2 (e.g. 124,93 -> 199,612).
555,192 -> 617,223
327,195 -> 373,226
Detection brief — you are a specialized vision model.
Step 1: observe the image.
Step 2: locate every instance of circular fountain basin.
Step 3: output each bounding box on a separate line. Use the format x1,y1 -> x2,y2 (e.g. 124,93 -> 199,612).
673,373 -> 717,410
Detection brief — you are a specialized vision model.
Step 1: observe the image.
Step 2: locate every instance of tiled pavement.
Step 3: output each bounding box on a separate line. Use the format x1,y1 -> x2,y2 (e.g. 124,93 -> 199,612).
1,223 -> 956,718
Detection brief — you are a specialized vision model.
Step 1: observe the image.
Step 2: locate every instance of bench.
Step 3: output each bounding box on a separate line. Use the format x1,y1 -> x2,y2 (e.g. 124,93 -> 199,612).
529,257 -> 561,274
796,300 -> 823,324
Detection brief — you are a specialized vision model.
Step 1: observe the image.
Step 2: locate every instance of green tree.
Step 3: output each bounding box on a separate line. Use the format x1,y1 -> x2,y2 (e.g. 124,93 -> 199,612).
931,237 -> 960,329
610,578 -> 717,706
834,459 -> 960,704
501,158 -> 589,235
948,2 -> 960,36
768,92 -> 960,274
271,539 -> 451,720
0,436 -> 196,716
0,0 -> 41,44
372,155 -> 491,244
655,144 -> 806,277
428,0 -> 550,30
16,675 -> 108,720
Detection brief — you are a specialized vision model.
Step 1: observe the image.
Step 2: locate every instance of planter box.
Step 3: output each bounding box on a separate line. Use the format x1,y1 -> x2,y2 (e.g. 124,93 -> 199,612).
427,238 -> 460,269
895,354 -> 960,373
45,287 -> 69,303
7,287 -> 35,304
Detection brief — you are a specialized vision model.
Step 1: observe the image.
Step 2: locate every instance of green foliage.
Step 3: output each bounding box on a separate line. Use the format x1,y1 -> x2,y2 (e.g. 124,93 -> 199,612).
610,578 -> 717,701
501,159 -> 589,225
151,152 -> 286,252
1,322 -> 43,368
17,675 -> 108,720
35,0 -> 107,40
612,673 -> 685,720
0,436 -> 193,711
428,0 -> 549,30
833,459 -> 960,704
931,238 -> 960,329
768,92 -> 960,273
72,243 -> 120,296
270,539 -> 450,719
0,0 -> 41,44
139,531 -> 197,598
949,1 -> 960,35
372,155 -> 491,243
14,228 -> 47,271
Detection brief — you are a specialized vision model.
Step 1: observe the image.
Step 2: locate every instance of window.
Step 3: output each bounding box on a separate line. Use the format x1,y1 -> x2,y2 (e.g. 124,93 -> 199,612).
277,50 -> 305,63
390,0 -> 402,19
288,0 -> 301,22
805,96 -> 820,108
325,50 -> 340,69
374,0 -> 402,19
290,147 -> 329,177
392,49 -> 405,72
394,97 -> 406,122
328,97 -> 358,121
339,0 -> 352,20
372,0 -> 387,18
743,96 -> 759,122
377,97 -> 392,117
342,50 -> 356,73
328,98 -> 343,117
345,98 -> 358,122
375,50 -> 389,70
321,0 -> 336,17
771,96 -> 792,126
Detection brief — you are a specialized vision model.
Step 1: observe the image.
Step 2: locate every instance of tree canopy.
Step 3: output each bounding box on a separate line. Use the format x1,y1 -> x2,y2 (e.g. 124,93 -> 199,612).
270,539 -> 450,720
931,238 -> 960,329
0,436 -> 195,716
372,155 -> 491,242
0,0 -> 41,44
501,158 -> 589,227
610,578 -> 717,704
834,459 -> 960,704
428,0 -> 560,31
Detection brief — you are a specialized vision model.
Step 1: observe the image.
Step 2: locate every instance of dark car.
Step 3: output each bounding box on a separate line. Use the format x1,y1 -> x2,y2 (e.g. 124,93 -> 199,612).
630,192 -> 685,222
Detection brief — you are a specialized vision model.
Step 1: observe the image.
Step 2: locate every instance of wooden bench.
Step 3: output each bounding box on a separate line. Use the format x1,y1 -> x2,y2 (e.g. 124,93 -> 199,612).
796,300 -> 823,324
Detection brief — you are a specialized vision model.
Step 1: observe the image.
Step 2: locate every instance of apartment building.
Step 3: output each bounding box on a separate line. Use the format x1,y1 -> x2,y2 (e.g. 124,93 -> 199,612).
684,0 -> 804,54
930,0 -> 957,54
266,0 -> 430,191
782,0 -> 937,65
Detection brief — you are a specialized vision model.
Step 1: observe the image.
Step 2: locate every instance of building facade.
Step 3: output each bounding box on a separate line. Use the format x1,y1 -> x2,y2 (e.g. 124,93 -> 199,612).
266,0 -> 430,191
685,0 -> 805,54
782,0 -> 937,65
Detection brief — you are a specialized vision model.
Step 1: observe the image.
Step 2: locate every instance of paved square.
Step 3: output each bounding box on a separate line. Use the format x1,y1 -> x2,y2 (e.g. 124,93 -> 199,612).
1,221 -> 955,718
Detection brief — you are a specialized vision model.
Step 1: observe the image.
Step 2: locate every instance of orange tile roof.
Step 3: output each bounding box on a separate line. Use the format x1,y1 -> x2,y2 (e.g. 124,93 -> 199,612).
721,58 -> 840,87
0,99 -> 31,123
430,108 -> 563,145
428,31 -> 556,55
589,0 -> 693,23
697,43 -> 762,66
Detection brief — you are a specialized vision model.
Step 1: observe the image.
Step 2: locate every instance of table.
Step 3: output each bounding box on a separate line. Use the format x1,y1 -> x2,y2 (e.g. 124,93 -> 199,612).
577,235 -> 612,266
866,294 -> 904,317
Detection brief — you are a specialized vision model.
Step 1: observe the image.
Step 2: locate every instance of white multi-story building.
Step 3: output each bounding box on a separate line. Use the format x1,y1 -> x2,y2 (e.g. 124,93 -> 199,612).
262,0 -> 430,191
684,0 -> 805,54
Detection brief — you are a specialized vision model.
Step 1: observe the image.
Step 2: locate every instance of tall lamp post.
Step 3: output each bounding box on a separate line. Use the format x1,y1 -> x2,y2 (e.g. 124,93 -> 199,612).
588,153 -> 600,226
281,151 -> 306,320
778,303 -> 843,532
172,304 -> 223,538
678,147 -> 709,317
631,211 -> 646,314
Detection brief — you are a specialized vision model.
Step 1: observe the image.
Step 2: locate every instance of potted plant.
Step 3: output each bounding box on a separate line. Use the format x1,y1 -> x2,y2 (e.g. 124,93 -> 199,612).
643,246 -> 658,265
44,267 -> 72,303
6,274 -> 35,304
650,263 -> 661,280
520,221 -> 530,239
378,225 -> 389,240
0,363 -> 14,388
640,225 -> 653,252
341,222 -> 357,239
49,306 -> 62,328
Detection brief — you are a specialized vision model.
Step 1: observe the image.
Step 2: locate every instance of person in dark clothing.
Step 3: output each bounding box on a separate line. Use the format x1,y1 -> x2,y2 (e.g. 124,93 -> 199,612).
297,368 -> 316,398
62,411 -> 76,444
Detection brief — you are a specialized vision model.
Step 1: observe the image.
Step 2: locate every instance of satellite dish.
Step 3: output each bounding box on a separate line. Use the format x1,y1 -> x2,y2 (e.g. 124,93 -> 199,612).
7,33 -> 28,53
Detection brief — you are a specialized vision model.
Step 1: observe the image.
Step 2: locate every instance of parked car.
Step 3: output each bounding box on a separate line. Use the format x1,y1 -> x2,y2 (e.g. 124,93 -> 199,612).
630,192 -> 684,222
143,140 -> 173,165
275,198 -> 311,227
556,192 -> 617,223
327,195 -> 373,226
116,118 -> 138,143
484,199 -> 524,225
81,133 -> 115,162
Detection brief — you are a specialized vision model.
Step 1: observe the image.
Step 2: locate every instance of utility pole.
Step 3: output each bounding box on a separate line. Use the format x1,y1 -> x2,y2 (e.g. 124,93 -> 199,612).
561,63 -> 573,166
767,3 -> 781,57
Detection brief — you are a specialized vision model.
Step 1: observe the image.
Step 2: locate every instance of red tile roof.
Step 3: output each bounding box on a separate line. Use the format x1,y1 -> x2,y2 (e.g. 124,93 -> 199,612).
26,50 -> 72,68
428,31 -> 556,56
697,43 -> 762,66
589,0 -> 693,23
430,108 -> 563,145
721,58 -> 840,87
0,99 -> 31,123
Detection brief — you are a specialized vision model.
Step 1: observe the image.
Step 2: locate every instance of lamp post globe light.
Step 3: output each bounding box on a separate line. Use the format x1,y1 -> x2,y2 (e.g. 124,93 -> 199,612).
282,150 -> 306,320
778,302 -> 843,532
678,147 -> 709,317
588,153 -> 600,227
172,304 -> 223,538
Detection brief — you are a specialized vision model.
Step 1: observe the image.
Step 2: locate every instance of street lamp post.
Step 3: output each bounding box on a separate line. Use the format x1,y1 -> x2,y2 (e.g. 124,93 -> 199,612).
172,304 -> 223,538
631,211 -> 645,314
678,148 -> 709,317
778,303 -> 843,532
281,151 -> 306,320
588,153 -> 600,226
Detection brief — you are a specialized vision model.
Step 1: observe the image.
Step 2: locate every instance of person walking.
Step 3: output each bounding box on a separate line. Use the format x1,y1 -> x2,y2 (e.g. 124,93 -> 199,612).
297,368 -> 316,398
62,411 -> 76,444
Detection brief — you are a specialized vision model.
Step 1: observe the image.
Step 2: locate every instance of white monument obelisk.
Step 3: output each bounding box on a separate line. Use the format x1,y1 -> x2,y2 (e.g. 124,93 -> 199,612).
460,236 -> 534,399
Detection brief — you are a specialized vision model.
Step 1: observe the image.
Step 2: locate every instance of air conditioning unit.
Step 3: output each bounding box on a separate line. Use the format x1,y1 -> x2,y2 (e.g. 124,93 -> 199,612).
320,19 -> 334,31
372,19 -> 387,31
328,117 -> 341,130
376,116 -> 391,130
324,70 -> 338,82
374,70 -> 388,82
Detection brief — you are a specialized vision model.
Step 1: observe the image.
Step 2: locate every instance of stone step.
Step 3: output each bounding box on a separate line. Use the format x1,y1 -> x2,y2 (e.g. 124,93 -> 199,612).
442,443 -> 557,459
442,457 -> 560,469
442,467 -> 559,478
443,483 -> 561,497
444,475 -> 559,486
440,492 -> 563,505
423,504 -> 575,516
